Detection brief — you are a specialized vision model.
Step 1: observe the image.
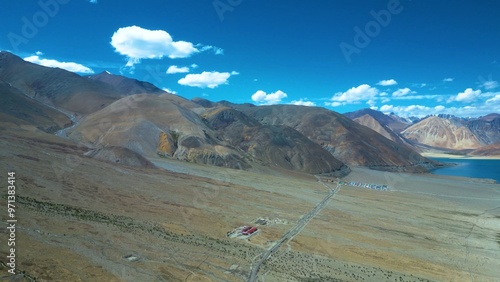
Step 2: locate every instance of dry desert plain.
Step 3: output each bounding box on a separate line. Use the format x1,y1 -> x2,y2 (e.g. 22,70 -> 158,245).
1,127 -> 500,281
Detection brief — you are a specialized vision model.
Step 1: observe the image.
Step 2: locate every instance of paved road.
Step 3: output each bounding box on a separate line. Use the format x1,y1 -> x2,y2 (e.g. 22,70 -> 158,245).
247,178 -> 340,282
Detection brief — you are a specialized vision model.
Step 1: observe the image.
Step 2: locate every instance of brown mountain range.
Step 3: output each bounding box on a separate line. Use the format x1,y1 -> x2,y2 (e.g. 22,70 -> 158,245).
87,71 -> 165,96
66,94 -> 348,175
223,104 -> 436,172
0,51 -> 439,174
0,51 -> 121,116
0,80 -> 70,133
402,116 -> 489,150
345,109 -> 500,155
470,143 -> 500,157
344,108 -> 411,134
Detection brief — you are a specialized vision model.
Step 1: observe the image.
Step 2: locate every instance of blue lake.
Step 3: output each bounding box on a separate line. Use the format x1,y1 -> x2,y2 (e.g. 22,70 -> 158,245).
431,158 -> 500,183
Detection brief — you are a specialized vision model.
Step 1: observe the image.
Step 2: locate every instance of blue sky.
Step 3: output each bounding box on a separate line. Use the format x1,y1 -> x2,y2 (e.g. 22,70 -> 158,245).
1,0 -> 499,117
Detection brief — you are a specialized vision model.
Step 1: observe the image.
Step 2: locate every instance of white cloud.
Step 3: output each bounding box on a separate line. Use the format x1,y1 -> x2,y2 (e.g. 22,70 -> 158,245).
443,77 -> 454,82
381,102 -> 499,118
480,80 -> 499,90
380,105 -> 394,112
166,65 -> 189,74
199,45 -> 224,55
376,79 -> 398,86
191,64 -> 199,69
367,99 -> 376,107
330,84 -> 379,104
88,0 -> 97,3
392,88 -> 413,97
434,105 -> 446,111
111,26 -> 199,66
252,90 -> 288,105
325,101 -> 342,107
485,94 -> 500,104
392,94 -> 442,100
162,88 -> 178,95
381,104 -> 447,117
178,71 -> 237,88
290,99 -> 316,106
453,88 -> 482,102
24,55 -> 94,74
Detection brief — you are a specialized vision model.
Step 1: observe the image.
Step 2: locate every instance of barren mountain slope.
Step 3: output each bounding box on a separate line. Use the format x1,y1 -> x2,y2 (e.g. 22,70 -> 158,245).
402,116 -> 482,150
469,143 -> 500,157
87,71 -> 165,95
0,51 -> 121,116
344,108 -> 410,133
0,80 -> 71,133
68,95 -> 347,174
202,106 -> 349,175
237,105 -> 436,172
467,114 -> 500,145
353,114 -> 398,142
67,94 -> 251,169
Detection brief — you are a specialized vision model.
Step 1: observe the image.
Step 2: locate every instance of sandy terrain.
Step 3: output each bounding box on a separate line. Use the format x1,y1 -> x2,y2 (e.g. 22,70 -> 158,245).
1,129 -> 499,281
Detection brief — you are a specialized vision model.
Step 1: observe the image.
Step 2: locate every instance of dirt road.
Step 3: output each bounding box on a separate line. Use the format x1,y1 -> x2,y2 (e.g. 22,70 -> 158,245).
247,179 -> 340,282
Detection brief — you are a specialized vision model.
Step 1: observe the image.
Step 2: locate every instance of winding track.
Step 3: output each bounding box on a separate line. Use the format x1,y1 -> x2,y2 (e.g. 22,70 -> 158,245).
247,178 -> 340,282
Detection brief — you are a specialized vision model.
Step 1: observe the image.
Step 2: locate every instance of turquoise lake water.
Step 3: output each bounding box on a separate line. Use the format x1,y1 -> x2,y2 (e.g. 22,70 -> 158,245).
431,158 -> 500,183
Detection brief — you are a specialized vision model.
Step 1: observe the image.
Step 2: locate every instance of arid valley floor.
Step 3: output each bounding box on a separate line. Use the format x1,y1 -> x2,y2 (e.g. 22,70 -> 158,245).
1,128 -> 500,281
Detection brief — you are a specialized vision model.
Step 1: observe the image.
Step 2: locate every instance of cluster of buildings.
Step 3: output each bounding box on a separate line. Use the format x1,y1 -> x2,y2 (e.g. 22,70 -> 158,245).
340,181 -> 388,191
227,225 -> 259,239
241,226 -> 258,236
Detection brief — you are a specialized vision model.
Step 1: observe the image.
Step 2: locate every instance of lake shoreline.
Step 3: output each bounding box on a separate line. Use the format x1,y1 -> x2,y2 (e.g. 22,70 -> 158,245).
427,156 -> 500,184
422,152 -> 500,160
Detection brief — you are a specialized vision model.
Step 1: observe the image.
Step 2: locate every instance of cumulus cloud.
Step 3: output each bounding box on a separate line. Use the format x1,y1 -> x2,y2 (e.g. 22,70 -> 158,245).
162,88 -> 178,95
24,54 -> 94,74
111,26 -> 200,66
443,77 -> 454,82
452,88 -> 482,103
251,90 -> 288,105
392,88 -> 413,97
290,99 -> 316,106
480,80 -> 499,90
376,79 -> 398,86
166,65 -> 190,74
380,104 -> 447,117
178,71 -> 237,88
330,84 -> 379,104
